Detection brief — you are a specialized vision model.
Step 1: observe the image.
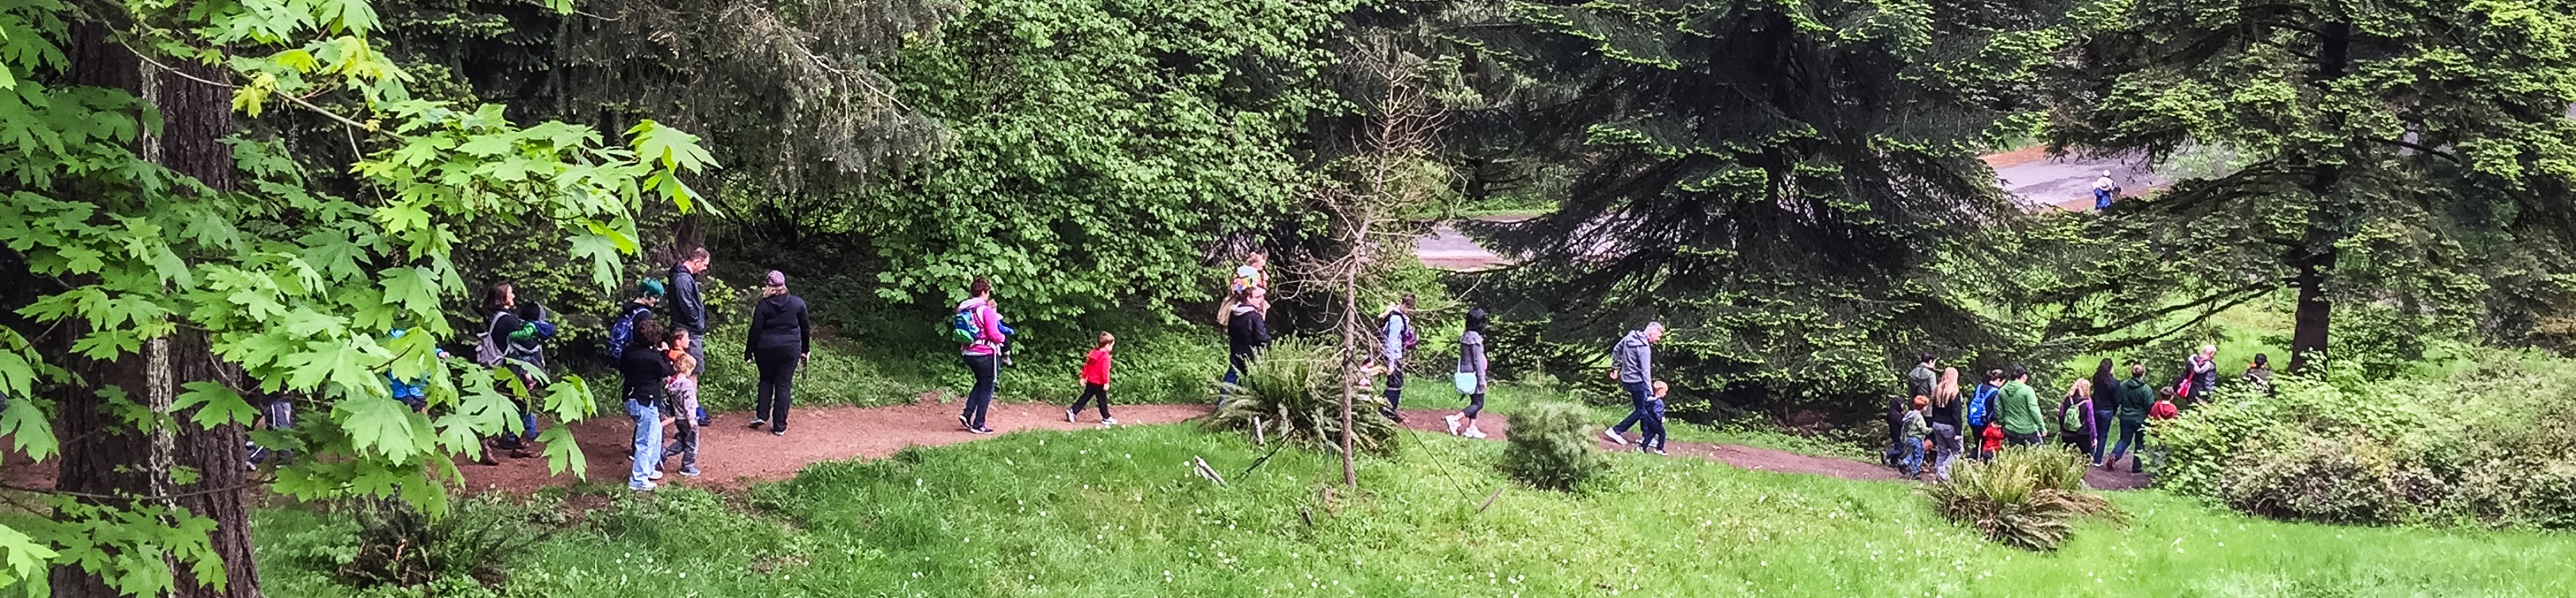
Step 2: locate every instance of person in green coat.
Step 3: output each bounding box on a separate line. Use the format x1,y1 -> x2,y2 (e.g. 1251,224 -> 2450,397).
2104,362 -> 2156,473
1996,365 -> 2046,447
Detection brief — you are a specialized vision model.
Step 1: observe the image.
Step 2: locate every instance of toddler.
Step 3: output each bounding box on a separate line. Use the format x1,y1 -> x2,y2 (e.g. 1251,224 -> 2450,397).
1639,380 -> 1671,456
666,333 -> 702,477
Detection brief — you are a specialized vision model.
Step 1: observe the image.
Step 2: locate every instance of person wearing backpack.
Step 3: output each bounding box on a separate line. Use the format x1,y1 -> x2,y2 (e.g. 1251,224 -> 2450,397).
1376,294 -> 1418,421
1967,369 -> 2003,460
604,280 -> 663,365
2105,363 -> 2154,473
2057,379 -> 2098,457
1220,288 -> 1269,406
476,281 -> 556,461
745,270 -> 809,436
955,277 -> 1008,434
1602,322 -> 1665,446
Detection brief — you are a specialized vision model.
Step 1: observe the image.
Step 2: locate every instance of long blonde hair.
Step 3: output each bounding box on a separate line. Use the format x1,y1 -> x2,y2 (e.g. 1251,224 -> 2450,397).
2067,377 -> 2093,399
1932,367 -> 1960,407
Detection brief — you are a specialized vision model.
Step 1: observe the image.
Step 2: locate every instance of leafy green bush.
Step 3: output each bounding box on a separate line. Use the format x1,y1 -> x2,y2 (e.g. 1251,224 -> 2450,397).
1207,338 -> 1401,454
1921,446 -> 2121,551
2159,352 -> 2576,529
262,496 -> 566,595
1502,401 -> 1611,491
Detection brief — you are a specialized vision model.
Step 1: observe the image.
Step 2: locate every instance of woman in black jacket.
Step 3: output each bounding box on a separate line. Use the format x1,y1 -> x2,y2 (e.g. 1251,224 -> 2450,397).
745,270 -> 810,436
1221,288 -> 1269,403
620,318 -> 674,492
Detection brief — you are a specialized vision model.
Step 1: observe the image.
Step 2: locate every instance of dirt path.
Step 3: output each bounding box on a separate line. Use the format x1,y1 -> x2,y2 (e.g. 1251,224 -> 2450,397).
1393,409 -> 2150,490
454,402 -> 1215,492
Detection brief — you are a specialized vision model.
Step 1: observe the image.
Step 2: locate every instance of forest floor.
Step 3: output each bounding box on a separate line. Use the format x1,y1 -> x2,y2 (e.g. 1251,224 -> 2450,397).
434,403 -> 2148,492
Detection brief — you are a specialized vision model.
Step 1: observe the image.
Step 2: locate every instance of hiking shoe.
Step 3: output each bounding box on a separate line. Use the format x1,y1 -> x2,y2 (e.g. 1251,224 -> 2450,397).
1444,414 -> 1462,435
680,467 -> 701,477
1602,430 -> 1629,446
1066,410 -> 1078,423
631,480 -> 658,492
1101,417 -> 1119,426
747,419 -> 767,430
1463,426 -> 1486,439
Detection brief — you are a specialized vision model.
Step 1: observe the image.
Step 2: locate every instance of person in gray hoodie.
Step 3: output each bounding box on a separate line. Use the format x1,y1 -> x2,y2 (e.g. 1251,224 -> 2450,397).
1445,308 -> 1493,438
1603,322 -> 1664,446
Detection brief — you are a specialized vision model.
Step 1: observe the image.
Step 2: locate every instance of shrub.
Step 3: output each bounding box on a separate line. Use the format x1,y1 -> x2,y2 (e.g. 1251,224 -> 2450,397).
282,496 -> 567,593
1502,401 -> 1612,491
1207,338 -> 1402,454
1921,445 -> 2120,551
2159,352 -> 2576,529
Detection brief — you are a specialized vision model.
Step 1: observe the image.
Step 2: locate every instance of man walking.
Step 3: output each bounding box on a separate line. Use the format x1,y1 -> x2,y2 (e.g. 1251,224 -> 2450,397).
1603,322 -> 1665,446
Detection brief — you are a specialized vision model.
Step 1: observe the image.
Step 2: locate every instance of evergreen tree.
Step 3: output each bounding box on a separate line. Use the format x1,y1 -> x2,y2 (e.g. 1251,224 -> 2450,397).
2045,0 -> 2576,373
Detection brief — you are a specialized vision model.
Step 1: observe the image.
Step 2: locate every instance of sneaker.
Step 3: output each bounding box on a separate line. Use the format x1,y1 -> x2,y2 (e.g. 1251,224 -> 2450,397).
2091,461 -> 2106,469
1652,449 -> 1669,457
1066,410 -> 1078,423
1444,414 -> 1462,435
1463,426 -> 1486,439
664,446 -> 683,458
1102,417 -> 1120,426
771,429 -> 786,437
1602,430 -> 1629,446
648,470 -> 666,480
697,419 -> 713,427
680,467 -> 701,477
959,413 -> 971,428
971,427 -> 995,435
631,480 -> 658,492
747,419 -> 767,430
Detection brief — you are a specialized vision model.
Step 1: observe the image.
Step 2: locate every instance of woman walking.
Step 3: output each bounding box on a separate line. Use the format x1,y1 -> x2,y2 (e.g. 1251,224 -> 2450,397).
619,318 -> 675,491
957,277 -> 1007,434
1926,368 -> 1963,480
745,270 -> 809,437
1445,308 -> 1491,438
1221,288 -> 1269,404
2087,358 -> 2118,466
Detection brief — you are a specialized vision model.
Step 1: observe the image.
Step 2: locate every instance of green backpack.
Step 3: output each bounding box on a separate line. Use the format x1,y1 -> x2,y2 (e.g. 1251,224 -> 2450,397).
948,306 -> 981,345
2059,401 -> 2089,431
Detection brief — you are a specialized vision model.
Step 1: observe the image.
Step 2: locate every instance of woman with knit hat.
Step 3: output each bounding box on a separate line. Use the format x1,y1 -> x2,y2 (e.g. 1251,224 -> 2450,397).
745,270 -> 810,436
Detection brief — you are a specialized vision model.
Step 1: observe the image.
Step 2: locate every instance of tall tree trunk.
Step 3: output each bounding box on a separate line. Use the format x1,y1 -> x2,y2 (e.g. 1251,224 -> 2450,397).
2288,21 -> 2353,376
53,18 -> 262,598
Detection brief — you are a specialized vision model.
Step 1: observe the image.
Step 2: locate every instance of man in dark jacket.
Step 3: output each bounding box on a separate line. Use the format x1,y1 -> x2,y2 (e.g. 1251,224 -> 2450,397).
667,248 -> 712,376
1894,353 -> 1937,465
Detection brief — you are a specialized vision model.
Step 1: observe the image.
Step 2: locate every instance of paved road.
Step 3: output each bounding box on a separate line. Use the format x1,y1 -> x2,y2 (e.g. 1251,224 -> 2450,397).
1418,149 -> 2165,270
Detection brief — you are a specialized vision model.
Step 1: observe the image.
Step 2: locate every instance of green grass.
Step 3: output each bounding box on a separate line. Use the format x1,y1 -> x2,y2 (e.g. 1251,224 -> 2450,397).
257,424 -> 2574,597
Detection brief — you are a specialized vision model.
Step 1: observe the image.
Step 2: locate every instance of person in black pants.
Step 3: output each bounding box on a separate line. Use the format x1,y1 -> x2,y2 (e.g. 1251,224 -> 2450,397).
1221,289 -> 1270,405
745,270 -> 809,436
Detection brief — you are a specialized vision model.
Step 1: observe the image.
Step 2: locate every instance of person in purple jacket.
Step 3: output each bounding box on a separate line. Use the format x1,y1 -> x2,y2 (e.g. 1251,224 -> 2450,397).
956,277 -> 1008,434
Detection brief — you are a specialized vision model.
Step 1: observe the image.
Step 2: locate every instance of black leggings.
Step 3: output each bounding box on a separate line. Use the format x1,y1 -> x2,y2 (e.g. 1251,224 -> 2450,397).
1463,392 -> 1485,419
1070,383 -> 1110,419
754,350 -> 798,431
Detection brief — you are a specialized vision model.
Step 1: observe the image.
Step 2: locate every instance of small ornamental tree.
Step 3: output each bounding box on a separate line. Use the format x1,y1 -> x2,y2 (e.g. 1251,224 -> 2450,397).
0,0 -> 713,595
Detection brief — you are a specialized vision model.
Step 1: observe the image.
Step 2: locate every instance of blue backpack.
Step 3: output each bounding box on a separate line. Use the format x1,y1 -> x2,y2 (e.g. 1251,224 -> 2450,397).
1968,384 -> 1999,427
604,306 -> 647,362
948,306 -> 983,345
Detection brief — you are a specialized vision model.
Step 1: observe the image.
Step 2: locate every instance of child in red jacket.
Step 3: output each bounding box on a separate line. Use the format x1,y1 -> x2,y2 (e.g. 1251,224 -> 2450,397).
1066,333 -> 1118,426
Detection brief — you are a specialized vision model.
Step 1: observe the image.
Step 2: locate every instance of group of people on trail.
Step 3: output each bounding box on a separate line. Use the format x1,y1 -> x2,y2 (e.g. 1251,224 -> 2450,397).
1888,344 -> 2272,481
609,249 -> 815,491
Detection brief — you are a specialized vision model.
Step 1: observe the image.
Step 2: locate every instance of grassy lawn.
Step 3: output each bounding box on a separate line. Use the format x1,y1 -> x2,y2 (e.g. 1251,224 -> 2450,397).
257,423 -> 2573,597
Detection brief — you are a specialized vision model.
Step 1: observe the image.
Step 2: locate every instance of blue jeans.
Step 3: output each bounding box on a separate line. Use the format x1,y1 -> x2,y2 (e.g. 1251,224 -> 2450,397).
1901,435 -> 1926,477
1220,353 -> 1247,405
961,354 -> 998,430
1612,380 -> 1652,434
627,399 -> 663,487
2107,419 -> 2147,472
1639,403 -> 1667,449
249,399 -> 294,465
2092,409 -> 2117,464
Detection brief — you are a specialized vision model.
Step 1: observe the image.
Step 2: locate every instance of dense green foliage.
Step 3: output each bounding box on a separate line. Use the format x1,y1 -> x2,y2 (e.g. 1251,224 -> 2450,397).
2159,353 -> 2576,529
1500,401 -> 1609,491
1464,0 -> 2061,415
1923,446 -> 2122,551
259,424 -> 2576,597
2044,0 -> 2576,372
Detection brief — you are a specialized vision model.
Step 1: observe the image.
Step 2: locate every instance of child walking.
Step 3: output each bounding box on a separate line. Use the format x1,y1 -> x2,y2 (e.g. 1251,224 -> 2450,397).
1639,380 -> 1671,456
665,330 -> 702,477
1067,333 -> 1118,426
1900,396 -> 1930,479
